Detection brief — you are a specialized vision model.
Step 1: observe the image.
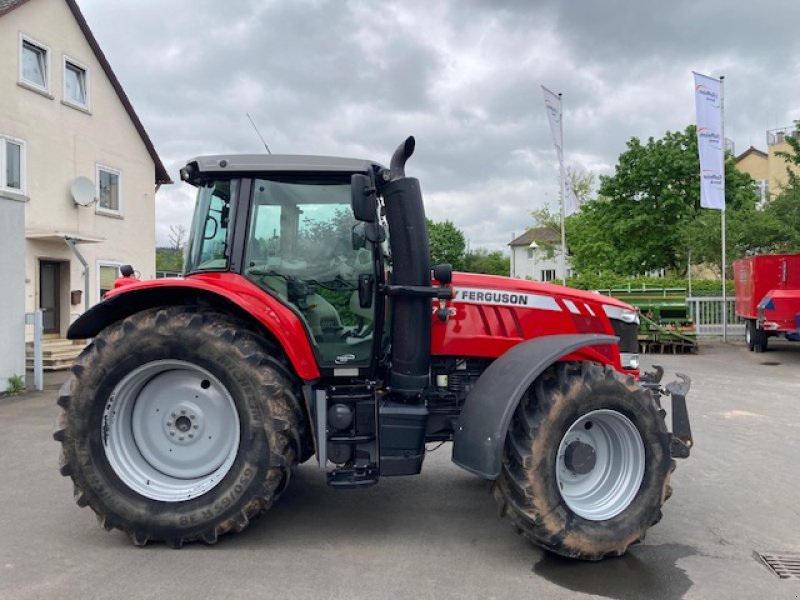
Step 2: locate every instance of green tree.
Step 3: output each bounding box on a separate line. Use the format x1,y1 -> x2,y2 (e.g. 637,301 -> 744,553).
762,122 -> 800,251
566,167 -> 597,207
156,247 -> 183,272
567,125 -> 758,276
464,248 -> 510,276
427,219 -> 466,270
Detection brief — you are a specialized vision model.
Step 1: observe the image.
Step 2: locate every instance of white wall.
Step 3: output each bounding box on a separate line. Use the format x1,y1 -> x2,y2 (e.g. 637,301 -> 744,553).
510,245 -> 571,282
0,196 -> 26,388
0,0 -> 158,337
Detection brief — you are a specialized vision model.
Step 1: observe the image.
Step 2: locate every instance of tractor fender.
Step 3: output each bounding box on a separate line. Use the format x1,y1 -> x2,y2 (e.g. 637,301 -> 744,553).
66,276 -> 321,381
451,333 -> 618,479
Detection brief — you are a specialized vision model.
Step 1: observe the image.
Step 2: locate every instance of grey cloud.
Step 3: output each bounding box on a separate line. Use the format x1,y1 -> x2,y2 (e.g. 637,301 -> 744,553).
77,0 -> 800,249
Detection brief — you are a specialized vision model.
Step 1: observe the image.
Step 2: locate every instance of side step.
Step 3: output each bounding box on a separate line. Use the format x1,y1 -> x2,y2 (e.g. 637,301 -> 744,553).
316,385 -> 379,488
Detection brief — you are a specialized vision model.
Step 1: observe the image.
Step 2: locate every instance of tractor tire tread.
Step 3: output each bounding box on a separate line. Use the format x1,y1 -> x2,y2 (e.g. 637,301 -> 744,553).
494,361 -> 673,561
55,306 -> 304,547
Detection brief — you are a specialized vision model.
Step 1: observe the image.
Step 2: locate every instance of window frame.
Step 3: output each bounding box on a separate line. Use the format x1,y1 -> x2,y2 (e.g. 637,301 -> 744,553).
62,55 -> 90,111
96,261 -> 123,301
0,134 -> 26,195
540,269 -> 556,282
95,163 -> 123,216
19,33 -> 51,94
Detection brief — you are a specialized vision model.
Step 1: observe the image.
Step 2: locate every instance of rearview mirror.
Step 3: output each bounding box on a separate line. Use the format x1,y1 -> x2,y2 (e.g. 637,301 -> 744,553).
351,173 -> 377,223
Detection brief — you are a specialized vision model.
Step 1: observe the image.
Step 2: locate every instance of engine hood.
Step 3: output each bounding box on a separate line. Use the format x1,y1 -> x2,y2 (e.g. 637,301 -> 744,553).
449,272 -> 634,311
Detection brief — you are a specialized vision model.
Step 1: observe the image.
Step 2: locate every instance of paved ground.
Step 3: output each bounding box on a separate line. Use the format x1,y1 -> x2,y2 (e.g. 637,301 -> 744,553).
1,341 -> 799,600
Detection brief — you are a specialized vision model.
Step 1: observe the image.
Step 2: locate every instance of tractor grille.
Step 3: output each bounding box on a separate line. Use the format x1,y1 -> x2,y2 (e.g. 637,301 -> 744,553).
610,319 -> 638,354
759,552 -> 800,579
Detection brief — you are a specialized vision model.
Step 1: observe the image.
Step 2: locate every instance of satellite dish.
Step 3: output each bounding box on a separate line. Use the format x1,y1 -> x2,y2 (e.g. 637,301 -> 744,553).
71,176 -> 96,207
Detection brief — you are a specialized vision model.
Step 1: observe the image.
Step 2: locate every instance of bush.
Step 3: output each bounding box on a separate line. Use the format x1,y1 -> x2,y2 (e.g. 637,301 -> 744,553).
5,374 -> 25,396
566,274 -> 733,295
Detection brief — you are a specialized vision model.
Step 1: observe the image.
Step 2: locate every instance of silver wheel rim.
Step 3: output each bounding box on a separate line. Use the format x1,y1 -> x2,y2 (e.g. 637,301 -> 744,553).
103,360 -> 240,502
555,409 -> 645,521
746,324 -> 752,345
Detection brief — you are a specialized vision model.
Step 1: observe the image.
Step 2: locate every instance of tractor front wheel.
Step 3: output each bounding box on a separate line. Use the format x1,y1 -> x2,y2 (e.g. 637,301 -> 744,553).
494,361 -> 673,560
54,306 -> 303,547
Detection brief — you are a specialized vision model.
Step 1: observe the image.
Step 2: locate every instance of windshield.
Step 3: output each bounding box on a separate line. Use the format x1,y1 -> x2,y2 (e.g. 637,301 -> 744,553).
185,180 -> 238,273
244,177 -> 375,366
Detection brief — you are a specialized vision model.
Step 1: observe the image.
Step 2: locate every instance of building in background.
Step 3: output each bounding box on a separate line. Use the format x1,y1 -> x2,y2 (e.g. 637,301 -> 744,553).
735,125 -> 800,206
508,227 -> 571,281
0,0 -> 170,377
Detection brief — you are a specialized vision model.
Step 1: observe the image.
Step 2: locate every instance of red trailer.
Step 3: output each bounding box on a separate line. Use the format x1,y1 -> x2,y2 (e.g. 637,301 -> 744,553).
733,254 -> 800,352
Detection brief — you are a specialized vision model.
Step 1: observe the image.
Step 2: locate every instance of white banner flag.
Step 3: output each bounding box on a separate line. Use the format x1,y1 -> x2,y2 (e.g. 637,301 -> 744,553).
542,85 -> 562,159
542,86 -> 578,215
693,72 -> 725,210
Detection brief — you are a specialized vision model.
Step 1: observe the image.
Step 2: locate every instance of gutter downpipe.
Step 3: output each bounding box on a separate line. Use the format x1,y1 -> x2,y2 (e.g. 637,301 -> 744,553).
64,236 -> 90,312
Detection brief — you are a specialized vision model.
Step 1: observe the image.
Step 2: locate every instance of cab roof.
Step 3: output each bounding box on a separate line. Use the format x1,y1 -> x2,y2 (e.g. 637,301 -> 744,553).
182,154 -> 381,183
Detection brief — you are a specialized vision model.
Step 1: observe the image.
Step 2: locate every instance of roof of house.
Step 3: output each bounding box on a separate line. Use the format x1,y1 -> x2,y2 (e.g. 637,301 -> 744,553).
735,146 -> 768,162
0,0 -> 31,15
1,0 -> 172,184
508,227 -> 561,247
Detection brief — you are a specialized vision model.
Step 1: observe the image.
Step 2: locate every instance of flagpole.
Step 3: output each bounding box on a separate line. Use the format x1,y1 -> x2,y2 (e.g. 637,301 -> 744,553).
720,75 -> 727,342
558,92 -> 567,286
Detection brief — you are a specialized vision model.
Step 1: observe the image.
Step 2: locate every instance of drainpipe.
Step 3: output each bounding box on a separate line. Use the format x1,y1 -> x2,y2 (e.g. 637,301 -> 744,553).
64,236 -> 90,312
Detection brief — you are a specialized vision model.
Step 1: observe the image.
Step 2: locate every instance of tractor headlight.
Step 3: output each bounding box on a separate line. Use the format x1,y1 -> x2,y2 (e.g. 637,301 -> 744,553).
620,352 -> 640,370
603,305 -> 640,325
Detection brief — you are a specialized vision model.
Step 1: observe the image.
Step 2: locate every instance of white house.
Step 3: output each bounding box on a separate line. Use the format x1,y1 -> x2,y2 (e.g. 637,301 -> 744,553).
508,227 -> 572,282
0,0 -> 170,379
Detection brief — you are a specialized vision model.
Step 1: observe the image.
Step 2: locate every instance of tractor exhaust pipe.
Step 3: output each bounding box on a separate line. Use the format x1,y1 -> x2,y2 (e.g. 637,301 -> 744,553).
382,136 -> 431,397
389,136 -> 416,181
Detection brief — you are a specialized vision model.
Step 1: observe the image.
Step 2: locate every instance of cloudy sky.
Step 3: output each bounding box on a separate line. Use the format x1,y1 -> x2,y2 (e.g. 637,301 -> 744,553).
77,0 -> 800,250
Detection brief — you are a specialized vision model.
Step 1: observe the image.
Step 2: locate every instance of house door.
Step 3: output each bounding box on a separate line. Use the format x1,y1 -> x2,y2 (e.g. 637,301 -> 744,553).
40,260 -> 61,334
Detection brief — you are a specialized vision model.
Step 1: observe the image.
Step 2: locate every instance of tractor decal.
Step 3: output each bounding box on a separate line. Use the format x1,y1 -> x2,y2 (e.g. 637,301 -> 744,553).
454,287 -> 561,311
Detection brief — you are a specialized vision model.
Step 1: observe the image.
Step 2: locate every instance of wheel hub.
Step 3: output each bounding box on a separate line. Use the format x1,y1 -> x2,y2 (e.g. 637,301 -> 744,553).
161,403 -> 204,446
563,440 -> 596,475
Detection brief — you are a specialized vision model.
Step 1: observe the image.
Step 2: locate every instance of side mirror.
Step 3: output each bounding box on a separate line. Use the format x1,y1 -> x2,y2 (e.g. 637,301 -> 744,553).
351,173 -> 377,223
432,264 -> 452,285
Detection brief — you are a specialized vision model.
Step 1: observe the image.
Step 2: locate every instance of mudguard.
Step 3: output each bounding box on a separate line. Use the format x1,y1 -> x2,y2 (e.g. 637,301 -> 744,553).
451,334 -> 618,479
66,275 -> 321,381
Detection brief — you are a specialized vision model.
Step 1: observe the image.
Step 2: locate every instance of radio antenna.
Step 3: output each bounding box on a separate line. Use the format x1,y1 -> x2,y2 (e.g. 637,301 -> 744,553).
246,112 -> 272,154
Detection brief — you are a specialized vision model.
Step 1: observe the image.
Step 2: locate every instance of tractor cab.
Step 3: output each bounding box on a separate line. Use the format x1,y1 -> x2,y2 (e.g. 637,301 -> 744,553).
180,156 -> 389,373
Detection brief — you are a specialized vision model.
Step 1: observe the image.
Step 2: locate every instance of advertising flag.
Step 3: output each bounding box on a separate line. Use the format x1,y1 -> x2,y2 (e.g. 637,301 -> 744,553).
693,72 -> 725,210
542,86 -> 578,215
542,85 -> 562,159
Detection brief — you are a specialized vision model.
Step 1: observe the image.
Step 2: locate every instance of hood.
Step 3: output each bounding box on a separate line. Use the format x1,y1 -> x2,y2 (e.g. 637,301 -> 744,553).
449,272 -> 634,310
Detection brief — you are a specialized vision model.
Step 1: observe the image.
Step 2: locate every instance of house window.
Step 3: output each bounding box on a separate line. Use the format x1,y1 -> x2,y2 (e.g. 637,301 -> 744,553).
0,135 -> 25,194
64,57 -> 89,109
98,263 -> 121,299
540,269 -> 556,282
96,165 -> 122,215
20,36 -> 50,92
754,179 -> 769,208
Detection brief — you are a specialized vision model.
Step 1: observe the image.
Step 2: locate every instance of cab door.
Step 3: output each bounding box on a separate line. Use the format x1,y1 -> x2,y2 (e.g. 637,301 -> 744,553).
242,176 -> 379,371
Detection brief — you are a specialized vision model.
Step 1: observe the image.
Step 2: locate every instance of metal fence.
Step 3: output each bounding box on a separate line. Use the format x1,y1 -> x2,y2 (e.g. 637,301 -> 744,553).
686,296 -> 745,337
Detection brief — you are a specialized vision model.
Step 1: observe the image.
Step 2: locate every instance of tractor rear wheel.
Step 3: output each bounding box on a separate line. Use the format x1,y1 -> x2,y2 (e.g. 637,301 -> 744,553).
54,306 -> 303,547
494,361 -> 674,560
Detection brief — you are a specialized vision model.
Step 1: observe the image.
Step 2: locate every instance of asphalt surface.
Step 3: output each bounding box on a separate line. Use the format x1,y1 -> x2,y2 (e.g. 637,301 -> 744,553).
1,341 -> 799,600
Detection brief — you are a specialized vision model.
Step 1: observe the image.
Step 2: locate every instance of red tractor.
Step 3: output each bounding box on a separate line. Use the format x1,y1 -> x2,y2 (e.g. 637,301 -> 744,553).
55,138 -> 692,560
